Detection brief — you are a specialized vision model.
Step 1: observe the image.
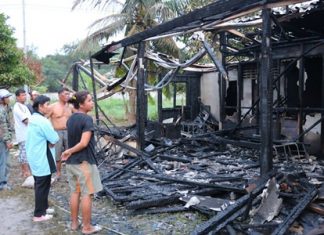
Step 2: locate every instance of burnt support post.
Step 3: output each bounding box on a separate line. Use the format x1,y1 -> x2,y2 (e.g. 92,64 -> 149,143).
158,75 -> 163,123
219,32 -> 227,129
237,64 -> 243,124
298,50 -> 305,141
72,63 -> 79,91
259,8 -> 273,175
321,55 -> 324,156
90,57 -> 100,125
136,41 -> 146,150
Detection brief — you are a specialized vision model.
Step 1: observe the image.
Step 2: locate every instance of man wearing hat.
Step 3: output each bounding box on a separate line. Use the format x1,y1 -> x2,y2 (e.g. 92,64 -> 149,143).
0,89 -> 13,190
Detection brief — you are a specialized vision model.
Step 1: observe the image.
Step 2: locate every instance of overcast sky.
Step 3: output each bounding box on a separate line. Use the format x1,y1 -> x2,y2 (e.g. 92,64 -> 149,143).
0,0 -> 110,57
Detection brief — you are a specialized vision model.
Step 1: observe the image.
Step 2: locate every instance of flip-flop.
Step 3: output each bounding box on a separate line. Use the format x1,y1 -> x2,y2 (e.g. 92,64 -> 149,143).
71,224 -> 81,232
82,224 -> 102,234
69,220 -> 81,231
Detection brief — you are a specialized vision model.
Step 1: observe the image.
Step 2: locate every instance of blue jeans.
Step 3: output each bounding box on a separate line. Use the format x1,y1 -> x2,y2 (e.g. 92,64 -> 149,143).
0,141 -> 9,184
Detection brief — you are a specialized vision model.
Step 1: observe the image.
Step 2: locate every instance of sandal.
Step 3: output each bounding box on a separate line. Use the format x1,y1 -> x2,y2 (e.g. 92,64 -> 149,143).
33,214 -> 53,222
71,224 -> 80,232
82,224 -> 102,234
69,219 -> 82,231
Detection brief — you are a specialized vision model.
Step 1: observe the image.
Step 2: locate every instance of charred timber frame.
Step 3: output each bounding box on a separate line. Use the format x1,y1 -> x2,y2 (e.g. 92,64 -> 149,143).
136,42 -> 146,150
259,8 -> 273,175
322,55 -> 324,156
219,33 -> 227,130
124,169 -> 246,194
90,58 -> 100,125
191,170 -> 277,235
298,50 -> 305,142
271,184 -> 318,235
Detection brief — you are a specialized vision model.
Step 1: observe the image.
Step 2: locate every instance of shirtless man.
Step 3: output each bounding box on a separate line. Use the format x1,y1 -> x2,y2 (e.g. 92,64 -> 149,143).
48,87 -> 72,178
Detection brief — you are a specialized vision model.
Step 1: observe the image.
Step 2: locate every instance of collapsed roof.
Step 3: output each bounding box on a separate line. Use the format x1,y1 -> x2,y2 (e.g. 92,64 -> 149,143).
92,0 -> 324,64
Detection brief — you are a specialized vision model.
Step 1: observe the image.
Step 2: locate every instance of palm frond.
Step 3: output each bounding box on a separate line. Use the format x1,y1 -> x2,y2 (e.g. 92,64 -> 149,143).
87,19 -> 127,41
152,37 -> 180,58
126,24 -> 142,37
148,3 -> 176,23
87,13 -> 128,29
72,0 -> 122,11
76,18 -> 127,52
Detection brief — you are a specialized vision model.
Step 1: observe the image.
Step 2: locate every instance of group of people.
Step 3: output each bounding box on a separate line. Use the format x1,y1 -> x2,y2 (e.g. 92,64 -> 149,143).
0,88 -> 103,234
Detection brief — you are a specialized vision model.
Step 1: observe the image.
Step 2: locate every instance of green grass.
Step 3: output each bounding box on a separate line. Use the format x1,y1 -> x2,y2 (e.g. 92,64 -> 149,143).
97,97 -> 175,123
97,99 -> 127,122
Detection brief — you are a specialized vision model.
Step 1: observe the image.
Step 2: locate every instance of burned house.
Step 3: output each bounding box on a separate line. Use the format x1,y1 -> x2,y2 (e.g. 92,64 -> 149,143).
64,0 -> 324,234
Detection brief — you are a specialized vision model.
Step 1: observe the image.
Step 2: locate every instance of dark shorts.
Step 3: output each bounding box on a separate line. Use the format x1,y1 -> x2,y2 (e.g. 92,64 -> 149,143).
55,130 -> 68,161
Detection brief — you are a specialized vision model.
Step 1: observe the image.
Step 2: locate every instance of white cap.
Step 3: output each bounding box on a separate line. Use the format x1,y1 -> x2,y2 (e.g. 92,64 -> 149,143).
0,89 -> 12,99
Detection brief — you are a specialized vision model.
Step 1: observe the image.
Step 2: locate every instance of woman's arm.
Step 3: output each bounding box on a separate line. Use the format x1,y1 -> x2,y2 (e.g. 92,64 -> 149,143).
61,131 -> 92,161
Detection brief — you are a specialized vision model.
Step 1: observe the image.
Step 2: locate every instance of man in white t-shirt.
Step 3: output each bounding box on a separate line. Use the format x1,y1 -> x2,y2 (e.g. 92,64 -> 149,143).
13,88 -> 32,178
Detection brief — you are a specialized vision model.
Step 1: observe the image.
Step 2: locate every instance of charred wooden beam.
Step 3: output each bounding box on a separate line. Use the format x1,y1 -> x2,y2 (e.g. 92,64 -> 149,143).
225,225 -> 236,235
125,169 -> 246,193
103,135 -> 162,174
158,154 -> 192,163
72,63 -> 79,91
259,8 -> 273,175
136,41 -> 146,150
126,194 -> 181,210
99,137 -> 178,181
238,223 -> 279,234
191,170 -> 276,235
132,206 -> 190,215
298,50 -> 305,142
191,194 -> 251,235
271,185 -> 318,235
90,58 -> 100,125
321,55 -> 324,156
104,186 -> 171,203
198,135 -> 260,149
103,158 -> 141,180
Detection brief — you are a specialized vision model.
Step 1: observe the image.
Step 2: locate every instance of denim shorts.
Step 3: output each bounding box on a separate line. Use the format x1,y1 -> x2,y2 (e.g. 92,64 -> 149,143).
18,141 -> 28,163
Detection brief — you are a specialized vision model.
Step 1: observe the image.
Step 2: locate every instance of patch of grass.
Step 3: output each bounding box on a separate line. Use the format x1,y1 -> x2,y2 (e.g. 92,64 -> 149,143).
96,97 -> 175,123
98,99 -> 127,122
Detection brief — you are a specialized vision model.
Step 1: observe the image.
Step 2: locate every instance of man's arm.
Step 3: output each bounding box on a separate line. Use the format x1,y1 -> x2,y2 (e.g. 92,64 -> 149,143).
0,110 -> 12,148
46,104 -> 54,119
22,118 -> 28,125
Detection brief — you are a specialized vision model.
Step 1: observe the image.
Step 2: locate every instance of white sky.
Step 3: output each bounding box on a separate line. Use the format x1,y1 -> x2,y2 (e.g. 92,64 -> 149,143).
0,0 -> 110,57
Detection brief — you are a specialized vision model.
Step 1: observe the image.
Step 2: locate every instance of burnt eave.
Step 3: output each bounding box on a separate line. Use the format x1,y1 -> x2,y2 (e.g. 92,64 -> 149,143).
92,0 -> 310,63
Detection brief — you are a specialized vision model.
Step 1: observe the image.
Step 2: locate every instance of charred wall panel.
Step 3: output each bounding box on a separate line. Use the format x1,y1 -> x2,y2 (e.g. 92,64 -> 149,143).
160,72 -> 201,122
304,57 -> 323,109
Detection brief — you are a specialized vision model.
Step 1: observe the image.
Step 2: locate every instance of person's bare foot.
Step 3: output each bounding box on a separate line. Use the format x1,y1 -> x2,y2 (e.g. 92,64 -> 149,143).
81,225 -> 102,234
71,222 -> 79,231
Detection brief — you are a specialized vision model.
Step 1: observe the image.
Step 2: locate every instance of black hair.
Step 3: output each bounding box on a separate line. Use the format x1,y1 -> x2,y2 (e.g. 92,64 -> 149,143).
32,95 -> 50,112
68,90 -> 90,109
58,87 -> 69,94
15,88 -> 26,96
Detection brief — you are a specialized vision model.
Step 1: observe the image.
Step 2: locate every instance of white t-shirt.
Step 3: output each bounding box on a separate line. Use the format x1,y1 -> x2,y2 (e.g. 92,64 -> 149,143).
13,102 -> 31,143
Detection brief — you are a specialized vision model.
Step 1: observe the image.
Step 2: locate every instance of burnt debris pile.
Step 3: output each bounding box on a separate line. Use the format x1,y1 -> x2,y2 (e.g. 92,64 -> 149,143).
94,125 -> 324,235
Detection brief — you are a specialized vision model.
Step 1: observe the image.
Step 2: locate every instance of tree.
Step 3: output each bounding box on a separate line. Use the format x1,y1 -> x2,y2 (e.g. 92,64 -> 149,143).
72,0 -> 191,122
0,13 -> 35,87
73,0 -> 182,55
40,41 -> 102,92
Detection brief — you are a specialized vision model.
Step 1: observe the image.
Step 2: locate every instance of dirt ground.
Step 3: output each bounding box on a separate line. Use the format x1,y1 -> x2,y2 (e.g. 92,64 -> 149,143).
0,149 -> 204,235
